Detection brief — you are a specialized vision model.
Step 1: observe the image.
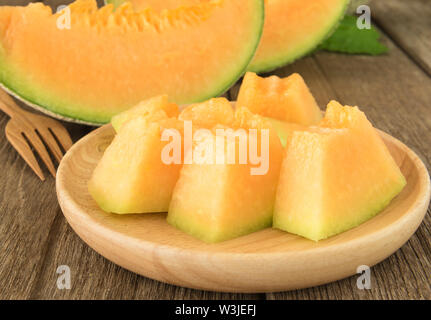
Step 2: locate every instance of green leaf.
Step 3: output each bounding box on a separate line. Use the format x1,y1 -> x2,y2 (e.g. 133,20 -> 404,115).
319,15 -> 388,55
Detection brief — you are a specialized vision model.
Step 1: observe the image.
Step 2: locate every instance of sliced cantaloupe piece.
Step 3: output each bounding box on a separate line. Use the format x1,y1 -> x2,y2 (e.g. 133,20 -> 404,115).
111,95 -> 179,132
91,96 -> 235,213
249,0 -> 349,72
237,72 -> 322,126
179,97 -> 235,128
167,107 -> 283,243
88,114 -> 184,214
0,0 -> 264,124
273,101 -> 407,241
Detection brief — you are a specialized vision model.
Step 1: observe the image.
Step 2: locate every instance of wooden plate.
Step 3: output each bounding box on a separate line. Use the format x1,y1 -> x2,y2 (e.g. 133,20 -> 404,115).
56,124 -> 430,293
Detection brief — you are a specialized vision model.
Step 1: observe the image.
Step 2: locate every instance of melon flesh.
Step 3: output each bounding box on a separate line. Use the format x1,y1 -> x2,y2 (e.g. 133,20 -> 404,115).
110,0 -> 349,73
237,72 -> 322,126
88,115 -> 183,213
111,95 -> 179,132
273,101 -> 406,241
168,107 -> 283,243
107,0 -> 204,11
0,0 -> 264,124
91,96 -> 237,213
179,97 -> 235,128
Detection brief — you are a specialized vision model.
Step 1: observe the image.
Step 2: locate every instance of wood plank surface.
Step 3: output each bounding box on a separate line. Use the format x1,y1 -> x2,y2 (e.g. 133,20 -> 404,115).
373,0 -> 431,77
0,0 -> 430,300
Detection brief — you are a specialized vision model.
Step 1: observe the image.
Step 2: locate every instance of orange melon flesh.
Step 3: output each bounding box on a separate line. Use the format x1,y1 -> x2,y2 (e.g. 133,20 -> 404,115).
179,97 -> 235,128
273,101 -> 407,241
112,0 -> 349,73
107,0 -> 205,11
237,72 -> 322,126
0,0 -> 264,124
168,107 -> 283,243
88,115 -> 183,213
91,96 -> 236,213
111,95 -> 179,132
249,0 -> 349,72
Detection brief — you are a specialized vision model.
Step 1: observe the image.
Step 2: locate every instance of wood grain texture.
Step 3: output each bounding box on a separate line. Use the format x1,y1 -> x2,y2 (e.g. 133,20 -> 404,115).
373,0 -> 431,77
0,0 -> 430,299
56,123 -> 430,293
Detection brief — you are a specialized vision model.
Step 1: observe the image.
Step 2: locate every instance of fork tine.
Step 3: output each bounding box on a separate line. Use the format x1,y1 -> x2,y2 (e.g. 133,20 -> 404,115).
5,122 -> 45,181
49,123 -> 73,152
21,128 -> 57,178
36,128 -> 64,164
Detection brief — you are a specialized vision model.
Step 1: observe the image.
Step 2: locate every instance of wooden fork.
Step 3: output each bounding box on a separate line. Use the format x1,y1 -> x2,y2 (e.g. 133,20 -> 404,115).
0,88 -> 73,181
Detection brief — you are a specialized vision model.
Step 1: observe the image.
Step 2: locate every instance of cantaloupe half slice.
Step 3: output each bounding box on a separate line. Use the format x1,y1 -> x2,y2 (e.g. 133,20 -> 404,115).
109,0 -> 349,73
237,72 -> 322,126
273,101 -> 407,241
0,0 -> 264,124
249,0 -> 349,72
168,107 -> 283,243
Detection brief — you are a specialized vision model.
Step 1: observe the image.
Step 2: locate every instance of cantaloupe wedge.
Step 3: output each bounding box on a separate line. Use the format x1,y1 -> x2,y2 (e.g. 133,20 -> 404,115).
237,72 -> 322,126
0,0 -> 264,124
273,101 -> 407,241
168,107 -> 283,243
89,114 -> 184,214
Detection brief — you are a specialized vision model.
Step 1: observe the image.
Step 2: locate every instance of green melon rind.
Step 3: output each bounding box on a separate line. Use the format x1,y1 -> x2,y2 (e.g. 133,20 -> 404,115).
167,209 -> 273,243
0,66 -> 99,126
0,45 -> 113,126
0,0 -> 264,125
248,0 -> 350,74
273,177 -> 407,241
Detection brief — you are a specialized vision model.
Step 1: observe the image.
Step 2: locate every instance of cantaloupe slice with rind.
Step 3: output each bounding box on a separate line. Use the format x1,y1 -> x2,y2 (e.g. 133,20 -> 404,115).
168,107 -> 283,243
0,0 -> 264,124
273,101 -> 407,241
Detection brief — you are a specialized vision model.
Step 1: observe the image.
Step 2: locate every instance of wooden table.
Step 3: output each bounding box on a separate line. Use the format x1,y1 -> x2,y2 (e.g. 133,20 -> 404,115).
0,0 -> 430,300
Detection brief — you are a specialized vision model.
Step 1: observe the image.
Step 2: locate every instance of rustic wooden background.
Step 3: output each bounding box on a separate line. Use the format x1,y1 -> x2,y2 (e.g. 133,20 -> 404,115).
0,0 -> 430,300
